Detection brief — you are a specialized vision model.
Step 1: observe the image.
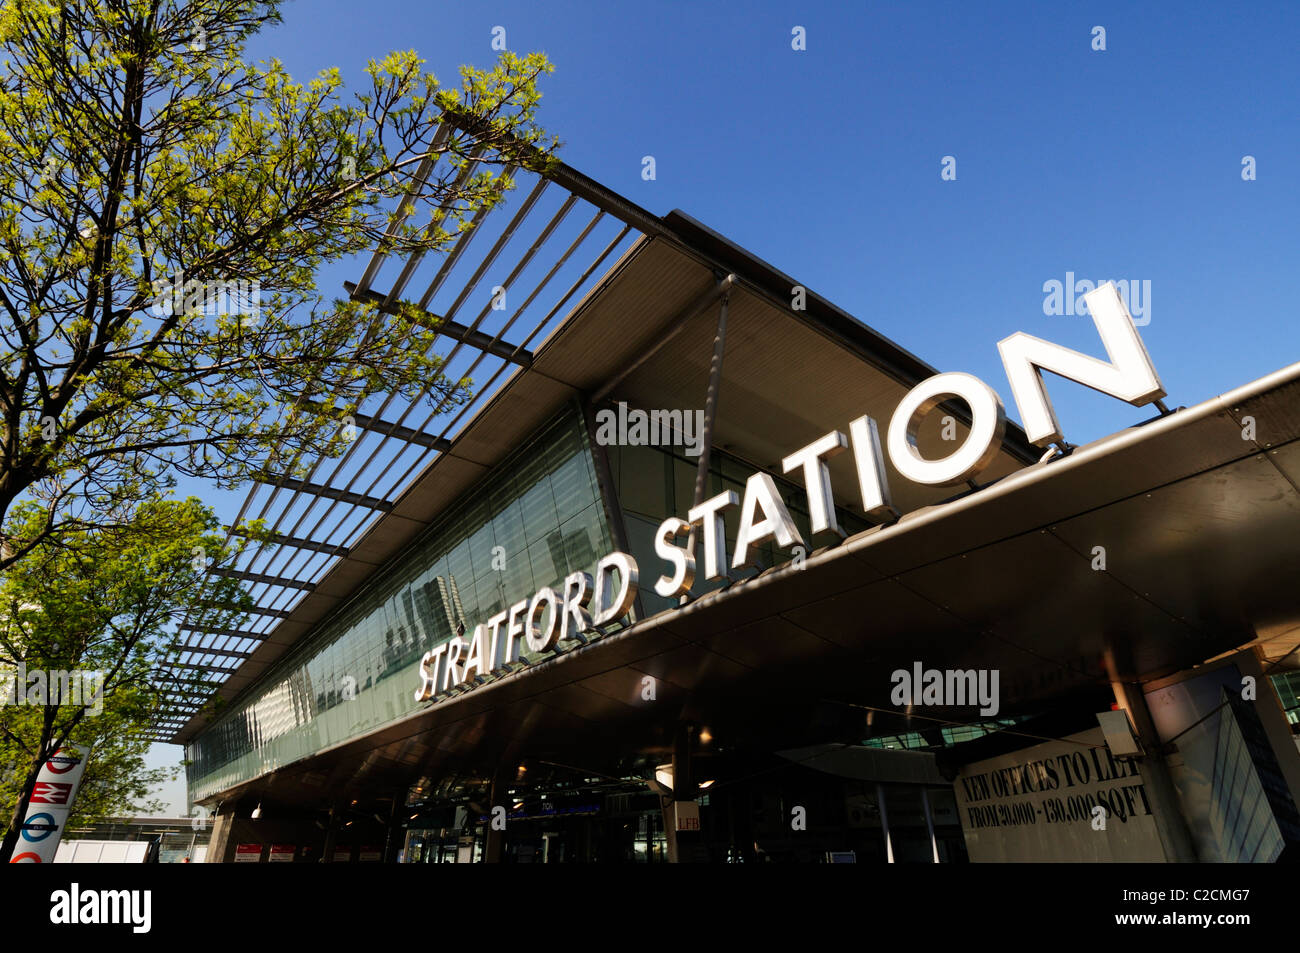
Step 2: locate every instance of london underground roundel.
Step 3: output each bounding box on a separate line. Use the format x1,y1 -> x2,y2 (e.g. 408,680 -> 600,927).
21,813 -> 58,843
45,750 -> 81,775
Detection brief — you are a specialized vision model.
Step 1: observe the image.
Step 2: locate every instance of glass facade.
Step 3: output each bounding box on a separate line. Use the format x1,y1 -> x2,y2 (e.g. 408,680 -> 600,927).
187,405 -> 613,802
1271,671 -> 1300,726
1210,691 -> 1286,862
605,439 -> 874,616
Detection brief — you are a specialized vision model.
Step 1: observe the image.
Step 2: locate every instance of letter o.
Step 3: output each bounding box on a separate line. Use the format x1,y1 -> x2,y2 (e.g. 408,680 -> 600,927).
887,372 -> 1007,485
524,587 -> 560,653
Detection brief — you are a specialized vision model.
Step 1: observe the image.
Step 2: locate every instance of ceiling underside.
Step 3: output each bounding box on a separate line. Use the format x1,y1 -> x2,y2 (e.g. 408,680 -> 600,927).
193,360 -> 1300,807
170,227 -> 1035,743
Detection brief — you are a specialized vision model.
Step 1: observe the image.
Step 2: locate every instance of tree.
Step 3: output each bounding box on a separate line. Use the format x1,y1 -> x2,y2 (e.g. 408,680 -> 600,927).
0,494 -> 249,862
0,0 -> 558,570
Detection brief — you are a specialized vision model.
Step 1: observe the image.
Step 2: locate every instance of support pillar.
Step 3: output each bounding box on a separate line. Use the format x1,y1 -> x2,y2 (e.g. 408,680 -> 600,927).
484,765 -> 512,864
661,723 -> 701,863
876,784 -> 895,863
921,788 -> 940,863
1106,651 -> 1199,862
207,803 -> 237,864
321,799 -> 342,864
382,792 -> 404,864
682,292 -> 731,603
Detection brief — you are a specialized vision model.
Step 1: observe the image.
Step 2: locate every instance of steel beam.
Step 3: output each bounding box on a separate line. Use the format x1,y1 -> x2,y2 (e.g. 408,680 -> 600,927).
208,567 -> 316,592
251,476 -> 393,512
297,402 -> 453,451
343,283 -> 533,367
229,529 -> 350,557
177,624 -> 268,641
197,603 -> 292,620
176,646 -> 252,661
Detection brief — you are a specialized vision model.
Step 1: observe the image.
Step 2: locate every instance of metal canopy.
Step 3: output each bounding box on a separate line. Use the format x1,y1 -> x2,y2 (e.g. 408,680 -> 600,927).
149,118 -> 652,740
189,361 -> 1300,805
157,116 -> 1038,745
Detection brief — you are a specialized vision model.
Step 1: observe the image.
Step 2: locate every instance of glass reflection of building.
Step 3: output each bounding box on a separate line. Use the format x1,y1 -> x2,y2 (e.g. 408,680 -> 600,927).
187,406 -> 612,802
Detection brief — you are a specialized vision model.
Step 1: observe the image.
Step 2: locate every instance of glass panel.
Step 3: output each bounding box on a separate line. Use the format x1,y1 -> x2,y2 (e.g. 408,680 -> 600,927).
186,405 -> 608,802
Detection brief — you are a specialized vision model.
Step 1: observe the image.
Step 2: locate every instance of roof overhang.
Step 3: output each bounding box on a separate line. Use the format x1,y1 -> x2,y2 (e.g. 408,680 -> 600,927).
189,359 -> 1300,803
169,205 -> 1037,744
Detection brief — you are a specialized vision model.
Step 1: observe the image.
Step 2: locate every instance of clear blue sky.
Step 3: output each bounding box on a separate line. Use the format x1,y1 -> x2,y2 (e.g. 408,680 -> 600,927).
144,0 -> 1300,813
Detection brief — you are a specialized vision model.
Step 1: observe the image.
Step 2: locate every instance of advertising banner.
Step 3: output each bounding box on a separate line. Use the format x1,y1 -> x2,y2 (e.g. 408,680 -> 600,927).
954,728 -> 1165,862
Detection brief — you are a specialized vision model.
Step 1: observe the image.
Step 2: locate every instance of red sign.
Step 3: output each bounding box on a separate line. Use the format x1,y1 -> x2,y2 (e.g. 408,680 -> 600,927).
268,844 -> 296,862
30,782 -> 72,805
234,844 -> 263,863
44,751 -> 82,775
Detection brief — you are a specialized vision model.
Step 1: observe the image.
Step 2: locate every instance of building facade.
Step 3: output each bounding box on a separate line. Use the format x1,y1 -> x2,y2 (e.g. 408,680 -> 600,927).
173,130 -> 1300,863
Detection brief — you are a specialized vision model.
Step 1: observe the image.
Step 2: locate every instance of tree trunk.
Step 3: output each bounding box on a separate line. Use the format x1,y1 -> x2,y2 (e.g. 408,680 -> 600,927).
0,743 -> 49,863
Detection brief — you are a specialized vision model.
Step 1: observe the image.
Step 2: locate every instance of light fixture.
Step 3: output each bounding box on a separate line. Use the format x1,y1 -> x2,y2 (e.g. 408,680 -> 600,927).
698,727 -> 713,745
250,802 -> 262,819
654,765 -> 713,792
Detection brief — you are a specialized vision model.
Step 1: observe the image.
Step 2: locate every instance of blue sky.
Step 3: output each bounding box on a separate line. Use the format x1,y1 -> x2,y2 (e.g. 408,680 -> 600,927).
144,0 -> 1300,813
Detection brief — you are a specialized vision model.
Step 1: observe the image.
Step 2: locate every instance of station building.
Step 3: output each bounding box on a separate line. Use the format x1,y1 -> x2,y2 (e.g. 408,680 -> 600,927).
169,122 -> 1300,863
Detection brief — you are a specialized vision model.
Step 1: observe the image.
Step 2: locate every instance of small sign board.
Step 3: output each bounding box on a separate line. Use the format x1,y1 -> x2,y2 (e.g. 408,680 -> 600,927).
234,844 -> 263,863
674,801 -> 700,832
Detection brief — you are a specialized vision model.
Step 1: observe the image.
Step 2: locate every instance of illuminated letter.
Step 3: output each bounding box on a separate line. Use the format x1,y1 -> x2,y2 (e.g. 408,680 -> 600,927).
782,431 -> 848,537
733,473 -> 804,570
525,588 -> 561,653
847,415 -> 896,521
413,644 -> 446,702
461,623 -> 490,680
997,281 -> 1164,446
485,610 -> 508,672
502,600 -> 529,665
687,490 -> 739,582
654,517 -> 696,599
593,552 -> 639,626
561,571 -> 594,642
887,372 -> 1007,486
441,637 -> 465,691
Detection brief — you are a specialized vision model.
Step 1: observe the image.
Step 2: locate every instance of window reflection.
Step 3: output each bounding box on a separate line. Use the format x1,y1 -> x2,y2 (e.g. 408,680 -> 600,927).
187,406 -> 611,800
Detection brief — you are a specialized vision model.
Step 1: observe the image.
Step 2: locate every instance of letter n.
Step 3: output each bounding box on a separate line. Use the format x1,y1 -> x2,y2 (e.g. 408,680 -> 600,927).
997,282 -> 1165,445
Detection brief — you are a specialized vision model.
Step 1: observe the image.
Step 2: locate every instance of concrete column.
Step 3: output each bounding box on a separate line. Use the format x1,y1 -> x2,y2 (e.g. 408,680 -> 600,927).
668,723 -> 700,863
382,792 -> 405,863
876,784 -> 894,863
320,800 -> 342,863
484,766 -> 512,864
1110,678 -> 1199,862
921,788 -> 940,863
206,804 -> 236,864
